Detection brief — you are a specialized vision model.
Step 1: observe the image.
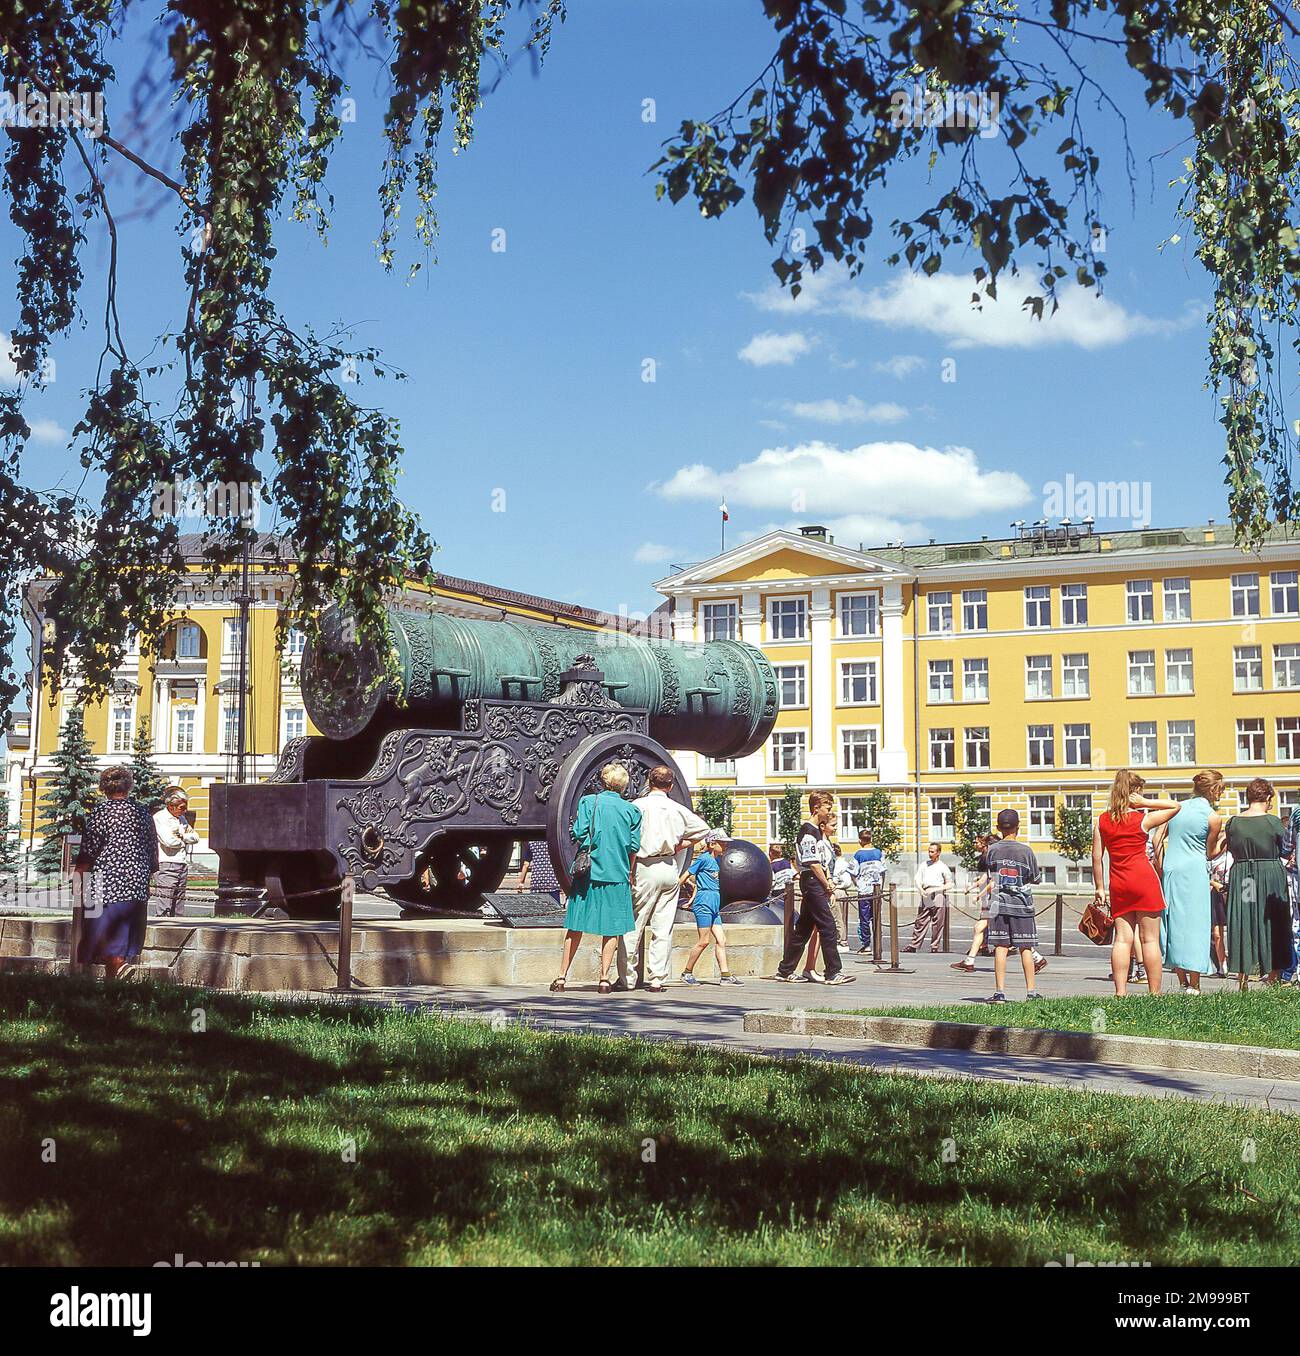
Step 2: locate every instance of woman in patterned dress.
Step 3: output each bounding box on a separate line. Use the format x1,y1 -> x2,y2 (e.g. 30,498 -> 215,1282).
1092,770 -> 1180,995
74,766 -> 158,978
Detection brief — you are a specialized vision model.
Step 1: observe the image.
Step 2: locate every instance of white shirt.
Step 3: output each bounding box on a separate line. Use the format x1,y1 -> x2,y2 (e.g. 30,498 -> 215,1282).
154,807 -> 199,861
914,859 -> 953,896
632,790 -> 710,859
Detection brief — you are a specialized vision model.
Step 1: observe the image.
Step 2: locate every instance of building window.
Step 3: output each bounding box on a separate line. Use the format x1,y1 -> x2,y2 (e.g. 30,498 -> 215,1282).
702,601 -> 737,641
1271,570 -> 1299,617
1275,643 -> 1300,690
775,663 -> 807,708
929,796 -> 954,840
768,598 -> 806,641
221,701 -> 240,755
701,755 -> 736,777
177,622 -> 202,659
840,660 -> 878,705
1237,718 -> 1265,763
766,799 -> 783,846
961,589 -> 988,632
1235,645 -> 1263,691
110,701 -> 134,755
1028,795 -> 1055,840
1061,582 -> 1088,626
929,728 -> 955,770
1165,648 -> 1194,695
838,593 -> 878,637
1125,580 -> 1154,623
223,616 -> 241,657
1024,585 -> 1051,628
1064,723 -> 1091,767
1277,717 -> 1300,763
1130,721 -> 1157,766
173,706 -> 196,755
1232,573 -> 1260,618
964,727 -> 990,769
927,592 -> 953,634
1061,653 -> 1090,698
1128,650 -> 1156,696
1279,789 -> 1300,822
1162,577 -> 1191,621
770,730 -> 806,774
841,727 -> 879,772
1066,864 -> 1094,887
284,626 -> 307,657
1027,724 -> 1055,767
928,659 -> 954,704
1025,654 -> 1053,700
838,797 -> 870,841
962,657 -> 989,702
1168,719 -> 1196,765
283,706 -> 306,744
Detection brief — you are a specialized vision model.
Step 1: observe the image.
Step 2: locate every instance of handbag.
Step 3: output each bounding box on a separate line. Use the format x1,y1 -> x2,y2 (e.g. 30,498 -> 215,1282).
570,799 -> 595,880
1078,896 -> 1114,946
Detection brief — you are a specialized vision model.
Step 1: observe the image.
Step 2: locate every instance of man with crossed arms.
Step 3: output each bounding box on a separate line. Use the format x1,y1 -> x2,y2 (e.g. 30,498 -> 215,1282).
614,765 -> 710,992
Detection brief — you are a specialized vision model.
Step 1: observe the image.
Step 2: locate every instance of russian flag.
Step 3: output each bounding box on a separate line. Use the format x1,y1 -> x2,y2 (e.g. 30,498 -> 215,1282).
720,501 -> 729,522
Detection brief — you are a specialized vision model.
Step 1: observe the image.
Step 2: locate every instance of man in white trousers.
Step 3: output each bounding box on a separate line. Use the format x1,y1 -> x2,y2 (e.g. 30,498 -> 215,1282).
615,765 -> 710,992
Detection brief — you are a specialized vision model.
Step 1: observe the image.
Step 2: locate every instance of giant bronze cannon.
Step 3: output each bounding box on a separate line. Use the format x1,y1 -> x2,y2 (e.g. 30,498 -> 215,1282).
209,607 -> 778,917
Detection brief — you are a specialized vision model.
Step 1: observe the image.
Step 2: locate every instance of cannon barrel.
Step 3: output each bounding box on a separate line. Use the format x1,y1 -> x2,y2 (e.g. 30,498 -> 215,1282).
301,607 -> 778,759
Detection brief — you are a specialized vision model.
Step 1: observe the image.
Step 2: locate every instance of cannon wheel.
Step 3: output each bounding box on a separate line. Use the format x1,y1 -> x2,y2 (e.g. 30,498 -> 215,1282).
546,730 -> 690,896
385,834 -> 514,914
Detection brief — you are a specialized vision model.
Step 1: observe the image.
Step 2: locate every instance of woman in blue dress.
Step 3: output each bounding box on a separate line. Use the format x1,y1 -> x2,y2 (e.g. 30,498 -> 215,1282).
551,762 -> 641,994
1160,769 -> 1223,993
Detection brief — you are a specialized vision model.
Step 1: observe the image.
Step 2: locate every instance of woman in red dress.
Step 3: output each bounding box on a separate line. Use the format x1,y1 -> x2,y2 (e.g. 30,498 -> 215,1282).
1091,770 -> 1181,995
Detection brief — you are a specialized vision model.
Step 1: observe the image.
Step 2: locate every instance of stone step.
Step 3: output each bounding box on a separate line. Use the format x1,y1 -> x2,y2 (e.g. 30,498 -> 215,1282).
0,955 -> 174,983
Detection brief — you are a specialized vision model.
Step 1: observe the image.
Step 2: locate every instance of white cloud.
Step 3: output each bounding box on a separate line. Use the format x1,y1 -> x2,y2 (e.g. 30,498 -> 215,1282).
633,541 -> 684,565
874,354 -> 926,379
654,439 -> 1031,544
0,334 -> 17,385
745,265 -> 1186,350
27,417 -> 67,444
783,396 -> 907,426
737,330 -> 814,366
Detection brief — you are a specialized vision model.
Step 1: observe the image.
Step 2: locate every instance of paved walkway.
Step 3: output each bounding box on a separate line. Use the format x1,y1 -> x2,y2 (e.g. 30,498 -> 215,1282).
316,945 -> 1300,1114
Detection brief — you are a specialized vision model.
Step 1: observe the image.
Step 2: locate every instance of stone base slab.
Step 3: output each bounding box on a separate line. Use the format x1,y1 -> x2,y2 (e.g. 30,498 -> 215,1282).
0,914 -> 784,991
742,1011 -> 1300,1080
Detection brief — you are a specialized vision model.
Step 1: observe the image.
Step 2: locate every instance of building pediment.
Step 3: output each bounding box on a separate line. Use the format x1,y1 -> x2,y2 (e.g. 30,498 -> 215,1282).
655,531 -> 910,594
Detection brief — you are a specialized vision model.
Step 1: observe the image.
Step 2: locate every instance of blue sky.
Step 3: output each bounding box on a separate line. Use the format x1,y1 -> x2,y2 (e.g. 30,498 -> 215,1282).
4,1 -> 1233,619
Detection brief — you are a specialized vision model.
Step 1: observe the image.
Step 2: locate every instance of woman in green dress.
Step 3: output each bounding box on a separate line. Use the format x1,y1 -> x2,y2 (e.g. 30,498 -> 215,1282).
1211,777 -> 1290,989
551,762 -> 641,994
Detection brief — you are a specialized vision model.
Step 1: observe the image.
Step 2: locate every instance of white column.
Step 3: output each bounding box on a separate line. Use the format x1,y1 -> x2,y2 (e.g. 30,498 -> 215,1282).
671,593 -> 696,643
807,585 -> 834,783
732,590 -> 767,785
879,580 -> 908,782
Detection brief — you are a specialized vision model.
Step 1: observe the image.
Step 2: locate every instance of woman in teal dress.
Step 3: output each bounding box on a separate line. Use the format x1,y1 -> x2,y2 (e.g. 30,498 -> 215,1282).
551,762 -> 641,994
1211,777 -> 1290,989
1160,769 -> 1222,993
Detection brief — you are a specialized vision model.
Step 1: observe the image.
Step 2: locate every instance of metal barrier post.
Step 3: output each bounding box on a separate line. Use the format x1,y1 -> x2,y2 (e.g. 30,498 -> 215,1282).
335,874 -> 355,992
941,891 -> 951,953
68,869 -> 85,974
871,881 -> 882,963
888,882 -> 900,967
1054,892 -> 1064,956
783,880 -> 794,957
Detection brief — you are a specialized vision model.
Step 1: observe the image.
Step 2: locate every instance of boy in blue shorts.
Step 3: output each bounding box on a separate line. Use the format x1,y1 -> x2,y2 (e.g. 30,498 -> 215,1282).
680,831 -> 741,985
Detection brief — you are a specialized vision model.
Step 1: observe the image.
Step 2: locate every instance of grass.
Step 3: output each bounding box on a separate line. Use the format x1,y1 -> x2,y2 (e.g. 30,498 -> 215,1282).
2,974 -> 1299,1266
836,989 -> 1300,1051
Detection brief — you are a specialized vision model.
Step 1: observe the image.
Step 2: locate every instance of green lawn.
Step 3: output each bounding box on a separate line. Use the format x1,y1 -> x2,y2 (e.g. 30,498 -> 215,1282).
2,974 -> 1298,1266
837,989 -> 1300,1051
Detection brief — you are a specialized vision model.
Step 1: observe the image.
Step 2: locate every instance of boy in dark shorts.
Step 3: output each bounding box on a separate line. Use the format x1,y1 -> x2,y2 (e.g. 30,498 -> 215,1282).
984,808 -> 1043,1002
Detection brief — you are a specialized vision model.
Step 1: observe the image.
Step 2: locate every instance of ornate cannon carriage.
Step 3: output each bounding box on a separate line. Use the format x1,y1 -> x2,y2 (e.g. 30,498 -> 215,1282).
209,607 -> 778,917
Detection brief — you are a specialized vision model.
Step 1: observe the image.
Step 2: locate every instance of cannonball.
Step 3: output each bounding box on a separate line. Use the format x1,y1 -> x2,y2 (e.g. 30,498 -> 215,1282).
717,838 -> 774,905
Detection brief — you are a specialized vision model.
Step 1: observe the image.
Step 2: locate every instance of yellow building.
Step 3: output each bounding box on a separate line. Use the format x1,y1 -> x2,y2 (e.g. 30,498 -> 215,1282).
657,520 -> 1300,882
4,539 -> 612,853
